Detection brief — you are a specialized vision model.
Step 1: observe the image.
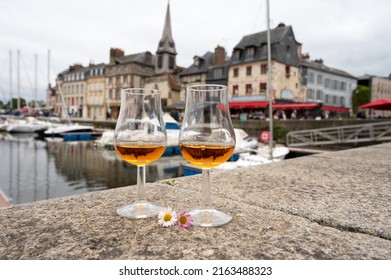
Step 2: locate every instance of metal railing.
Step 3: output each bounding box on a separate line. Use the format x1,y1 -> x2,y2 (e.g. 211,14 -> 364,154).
286,121 -> 391,147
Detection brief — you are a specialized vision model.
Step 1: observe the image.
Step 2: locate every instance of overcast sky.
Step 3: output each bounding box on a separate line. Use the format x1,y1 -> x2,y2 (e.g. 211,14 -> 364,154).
0,0 -> 390,102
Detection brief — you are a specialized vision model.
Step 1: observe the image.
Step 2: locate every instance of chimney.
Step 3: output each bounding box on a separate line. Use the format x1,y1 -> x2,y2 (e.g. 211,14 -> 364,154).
214,45 -> 226,66
110,48 -> 124,64
144,51 -> 152,65
301,52 -> 310,60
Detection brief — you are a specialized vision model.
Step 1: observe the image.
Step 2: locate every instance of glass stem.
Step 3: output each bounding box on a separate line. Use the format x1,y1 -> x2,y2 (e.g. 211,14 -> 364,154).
201,168 -> 212,209
137,165 -> 146,201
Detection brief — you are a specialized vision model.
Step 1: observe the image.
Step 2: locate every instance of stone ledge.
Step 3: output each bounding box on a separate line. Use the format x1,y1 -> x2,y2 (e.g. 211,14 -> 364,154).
0,143 -> 390,260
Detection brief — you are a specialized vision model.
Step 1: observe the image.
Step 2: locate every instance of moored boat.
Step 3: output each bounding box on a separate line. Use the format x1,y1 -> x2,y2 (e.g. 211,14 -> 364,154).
6,117 -> 50,133
43,123 -> 96,141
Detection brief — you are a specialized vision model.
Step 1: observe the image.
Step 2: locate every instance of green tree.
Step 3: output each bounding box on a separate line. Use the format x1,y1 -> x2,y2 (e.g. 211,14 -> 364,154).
351,85 -> 371,114
7,98 -> 27,109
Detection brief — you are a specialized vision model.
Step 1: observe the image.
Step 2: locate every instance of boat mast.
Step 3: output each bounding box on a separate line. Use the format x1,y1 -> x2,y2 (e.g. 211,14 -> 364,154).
34,53 -> 38,109
9,51 -> 12,110
17,49 -> 20,110
47,50 -> 50,87
266,0 -> 274,160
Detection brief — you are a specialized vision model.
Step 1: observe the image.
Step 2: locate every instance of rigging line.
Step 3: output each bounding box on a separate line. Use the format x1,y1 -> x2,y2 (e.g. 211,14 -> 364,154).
20,52 -> 35,99
251,0 -> 264,32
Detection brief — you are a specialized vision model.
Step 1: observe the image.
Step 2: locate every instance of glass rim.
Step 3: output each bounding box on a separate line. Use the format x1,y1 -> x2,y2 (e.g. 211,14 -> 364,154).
122,88 -> 161,95
187,84 -> 227,92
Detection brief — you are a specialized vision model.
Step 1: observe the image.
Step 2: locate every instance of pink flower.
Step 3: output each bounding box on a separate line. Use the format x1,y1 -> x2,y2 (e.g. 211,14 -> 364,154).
178,211 -> 193,228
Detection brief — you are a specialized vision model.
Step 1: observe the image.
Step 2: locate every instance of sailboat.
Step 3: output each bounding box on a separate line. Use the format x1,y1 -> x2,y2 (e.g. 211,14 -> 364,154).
43,77 -> 94,140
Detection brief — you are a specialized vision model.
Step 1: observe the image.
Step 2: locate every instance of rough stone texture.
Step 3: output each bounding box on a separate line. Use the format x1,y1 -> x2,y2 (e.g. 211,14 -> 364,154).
0,143 -> 390,260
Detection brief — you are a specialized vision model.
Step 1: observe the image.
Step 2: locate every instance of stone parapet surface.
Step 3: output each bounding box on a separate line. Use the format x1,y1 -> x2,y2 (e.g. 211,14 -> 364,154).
0,143 -> 390,259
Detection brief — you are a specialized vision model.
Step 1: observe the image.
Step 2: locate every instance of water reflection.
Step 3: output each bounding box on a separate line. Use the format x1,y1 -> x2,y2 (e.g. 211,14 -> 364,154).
0,132 -> 184,205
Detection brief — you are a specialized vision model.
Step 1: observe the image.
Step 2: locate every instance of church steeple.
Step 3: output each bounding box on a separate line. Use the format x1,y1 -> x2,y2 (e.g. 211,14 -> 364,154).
156,2 -> 177,74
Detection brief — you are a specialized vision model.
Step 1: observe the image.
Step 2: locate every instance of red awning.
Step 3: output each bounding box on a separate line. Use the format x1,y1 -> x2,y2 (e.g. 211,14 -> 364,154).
229,101 -> 269,109
358,99 -> 391,110
271,103 -> 319,110
321,106 -> 350,113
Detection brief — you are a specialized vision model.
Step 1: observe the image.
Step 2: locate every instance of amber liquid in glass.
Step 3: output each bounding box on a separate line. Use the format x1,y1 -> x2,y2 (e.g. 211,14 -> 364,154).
179,143 -> 234,168
115,144 -> 166,166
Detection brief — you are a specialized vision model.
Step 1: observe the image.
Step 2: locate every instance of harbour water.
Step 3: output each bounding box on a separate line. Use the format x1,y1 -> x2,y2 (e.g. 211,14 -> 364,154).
0,132 -> 185,205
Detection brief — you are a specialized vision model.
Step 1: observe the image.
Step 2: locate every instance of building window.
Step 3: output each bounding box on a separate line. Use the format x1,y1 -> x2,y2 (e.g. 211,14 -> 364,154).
233,68 -> 239,77
214,68 -> 223,79
307,89 -> 314,100
325,78 -> 330,88
340,96 -> 345,107
285,65 -> 290,78
316,90 -> 323,101
246,47 -> 255,58
246,66 -> 252,76
340,82 -> 346,91
169,55 -> 175,69
261,44 -> 267,54
332,95 -> 337,105
233,85 -> 239,96
260,64 -> 267,74
245,84 -> 252,95
233,50 -> 241,60
325,95 -> 330,105
309,73 -> 314,83
317,74 -> 323,84
259,82 -> 267,93
158,55 -> 163,68
333,80 -> 338,90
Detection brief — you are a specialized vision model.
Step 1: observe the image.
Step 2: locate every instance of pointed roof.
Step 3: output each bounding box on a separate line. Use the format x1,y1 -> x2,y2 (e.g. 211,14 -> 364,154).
157,3 -> 177,55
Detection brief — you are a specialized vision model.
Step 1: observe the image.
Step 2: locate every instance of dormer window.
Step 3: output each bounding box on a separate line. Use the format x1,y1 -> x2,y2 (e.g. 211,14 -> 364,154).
194,57 -> 200,67
246,47 -> 255,58
233,49 -> 241,60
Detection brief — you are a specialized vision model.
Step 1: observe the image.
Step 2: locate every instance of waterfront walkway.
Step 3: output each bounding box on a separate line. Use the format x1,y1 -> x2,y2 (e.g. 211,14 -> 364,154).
0,143 -> 390,259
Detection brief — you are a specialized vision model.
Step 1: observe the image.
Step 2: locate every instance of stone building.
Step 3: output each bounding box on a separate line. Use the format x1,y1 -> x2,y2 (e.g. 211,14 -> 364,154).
144,2 -> 182,108
228,23 -> 302,102
86,63 -> 105,120
178,45 -> 229,101
105,49 -> 155,118
57,64 -> 89,118
358,74 -> 391,117
301,58 -> 357,112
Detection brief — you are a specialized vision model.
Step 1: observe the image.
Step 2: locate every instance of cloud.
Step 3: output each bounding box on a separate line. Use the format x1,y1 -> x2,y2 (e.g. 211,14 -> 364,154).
1,0 -> 390,102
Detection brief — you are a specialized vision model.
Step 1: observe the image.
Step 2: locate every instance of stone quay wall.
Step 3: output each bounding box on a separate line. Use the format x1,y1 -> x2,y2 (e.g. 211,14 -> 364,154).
0,143 -> 390,259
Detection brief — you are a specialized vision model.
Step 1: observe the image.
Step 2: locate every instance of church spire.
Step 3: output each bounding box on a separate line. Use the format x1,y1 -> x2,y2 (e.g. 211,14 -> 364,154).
156,2 -> 177,73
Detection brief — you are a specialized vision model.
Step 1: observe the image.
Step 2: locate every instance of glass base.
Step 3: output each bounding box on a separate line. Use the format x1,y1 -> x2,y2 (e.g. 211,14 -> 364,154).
188,208 -> 232,227
116,200 -> 164,219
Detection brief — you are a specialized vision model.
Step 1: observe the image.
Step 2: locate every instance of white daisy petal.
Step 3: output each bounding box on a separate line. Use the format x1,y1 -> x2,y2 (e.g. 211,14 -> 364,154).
157,207 -> 178,227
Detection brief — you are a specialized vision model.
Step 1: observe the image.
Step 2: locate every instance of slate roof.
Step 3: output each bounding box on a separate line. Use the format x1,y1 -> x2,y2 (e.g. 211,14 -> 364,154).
115,52 -> 156,67
179,52 -> 215,76
233,24 -> 293,49
230,23 -> 301,67
302,59 -> 357,79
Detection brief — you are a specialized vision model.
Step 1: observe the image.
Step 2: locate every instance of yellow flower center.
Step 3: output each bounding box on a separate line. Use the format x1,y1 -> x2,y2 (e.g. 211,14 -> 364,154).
164,213 -> 172,222
179,215 -> 187,225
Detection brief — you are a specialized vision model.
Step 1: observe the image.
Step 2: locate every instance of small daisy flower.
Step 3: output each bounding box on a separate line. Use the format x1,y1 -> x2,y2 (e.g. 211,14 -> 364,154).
158,207 -> 178,227
178,211 -> 193,228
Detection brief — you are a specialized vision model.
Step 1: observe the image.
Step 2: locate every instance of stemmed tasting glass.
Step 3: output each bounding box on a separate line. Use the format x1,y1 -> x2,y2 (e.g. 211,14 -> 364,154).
114,88 -> 167,218
179,84 -> 236,227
